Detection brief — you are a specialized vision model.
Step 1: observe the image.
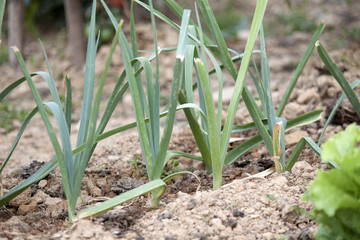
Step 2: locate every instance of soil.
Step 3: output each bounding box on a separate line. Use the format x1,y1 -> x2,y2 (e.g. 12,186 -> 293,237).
1,0 -> 360,239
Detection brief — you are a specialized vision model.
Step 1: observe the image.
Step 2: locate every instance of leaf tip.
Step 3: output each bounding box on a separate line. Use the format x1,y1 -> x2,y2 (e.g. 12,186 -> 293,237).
11,45 -> 19,53
194,58 -> 203,64
177,54 -> 184,61
118,19 -> 124,28
315,40 -> 320,48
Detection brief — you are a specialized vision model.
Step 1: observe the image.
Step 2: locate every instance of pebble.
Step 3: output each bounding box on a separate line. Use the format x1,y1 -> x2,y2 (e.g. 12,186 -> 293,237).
244,208 -> 255,214
262,232 -> 274,240
297,87 -> 319,104
107,155 -> 120,161
259,196 -> 270,205
232,209 -> 245,217
38,180 -> 47,188
292,161 -> 312,176
186,198 -> 196,210
210,218 -> 225,231
8,193 -> 32,209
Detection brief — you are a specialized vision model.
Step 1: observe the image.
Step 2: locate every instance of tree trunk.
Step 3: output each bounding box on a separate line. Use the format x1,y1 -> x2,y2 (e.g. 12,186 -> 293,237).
8,0 -> 24,68
64,0 -> 85,69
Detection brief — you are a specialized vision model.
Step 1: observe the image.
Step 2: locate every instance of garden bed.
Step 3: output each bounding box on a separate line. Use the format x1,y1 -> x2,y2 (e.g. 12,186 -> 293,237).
1,0 -> 360,239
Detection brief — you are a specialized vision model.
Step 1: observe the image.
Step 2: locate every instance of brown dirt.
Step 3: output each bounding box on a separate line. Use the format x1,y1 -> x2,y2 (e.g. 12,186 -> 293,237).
1,0 -> 360,239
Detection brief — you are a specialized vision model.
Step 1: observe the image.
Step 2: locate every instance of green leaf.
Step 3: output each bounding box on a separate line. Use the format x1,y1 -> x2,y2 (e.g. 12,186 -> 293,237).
64,75 -> 72,132
225,135 -> 263,165
119,21 -> 153,178
0,0 -> 5,42
162,171 -> 196,183
305,124 -> 360,240
232,108 -> 323,133
148,0 -> 161,160
285,137 -> 322,171
178,91 -> 212,171
321,124 -> 359,165
321,124 -> 360,184
243,89 -> 274,155
152,10 -> 190,181
195,58 -> 222,190
0,158 -> 58,207
317,80 -> 360,147
12,46 -> 72,206
74,0 -> 98,164
220,0 -> 268,162
305,169 -> 360,217
225,109 -> 323,165
0,75 -> 35,101
44,101 -> 74,187
316,41 -> 360,119
197,0 -> 237,78
69,20 -> 123,218
277,22 -> 325,116
78,180 -> 166,219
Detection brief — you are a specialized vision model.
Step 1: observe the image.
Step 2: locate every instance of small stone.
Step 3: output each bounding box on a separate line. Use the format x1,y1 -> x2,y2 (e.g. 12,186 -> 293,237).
232,209 -> 244,217
276,176 -> 288,185
8,188 -> 31,207
108,155 -> 120,161
165,236 -> 176,240
45,196 -> 63,207
7,216 -> 31,232
18,202 -> 37,215
262,232 -> 274,240
84,178 -> 102,197
224,217 -> 237,229
292,161 -> 312,176
186,198 -> 196,210
38,180 -> 47,188
210,218 -> 225,231
297,88 -> 319,104
308,225 -> 318,238
52,233 -> 61,238
244,208 -> 255,214
193,233 -> 208,240
282,205 -> 299,224
202,209 -> 209,215
158,213 -> 172,220
327,87 -> 337,98
259,196 -> 270,205
33,190 -> 47,204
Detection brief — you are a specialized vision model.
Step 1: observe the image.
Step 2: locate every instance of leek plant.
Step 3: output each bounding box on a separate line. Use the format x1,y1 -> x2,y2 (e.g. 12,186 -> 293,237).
3,0 -> 125,221
131,0 -> 325,189
100,0 -> 197,207
143,0 -> 324,189
0,0 -> 166,221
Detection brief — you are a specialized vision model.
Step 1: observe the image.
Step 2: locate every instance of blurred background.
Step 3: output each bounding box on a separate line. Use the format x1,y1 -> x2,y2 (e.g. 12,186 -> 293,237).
0,0 -> 359,133
1,0 -> 359,68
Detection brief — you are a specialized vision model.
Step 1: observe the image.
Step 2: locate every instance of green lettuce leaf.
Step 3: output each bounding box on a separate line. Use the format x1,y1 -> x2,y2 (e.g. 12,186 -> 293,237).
321,123 -> 360,166
305,170 -> 360,216
303,123 -> 360,240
